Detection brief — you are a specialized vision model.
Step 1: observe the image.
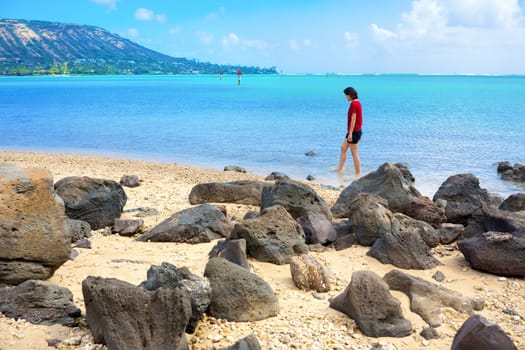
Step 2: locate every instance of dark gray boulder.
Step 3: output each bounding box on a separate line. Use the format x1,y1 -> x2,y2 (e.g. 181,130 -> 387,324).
209,239 -> 250,270
420,327 -> 440,340
432,270 -> 446,283
499,193 -> 525,212
329,270 -> 412,338
136,204 -> 233,243
332,221 -> 356,251
407,213 -> 441,248
0,164 -> 71,284
73,238 -> 92,249
139,262 -> 211,334
219,334 -> 261,350
346,193 -> 393,246
367,213 -> 441,270
204,257 -> 279,322
497,162 -> 525,185
224,165 -> 246,173
433,173 -> 491,225
0,280 -> 81,326
67,218 -> 91,243
112,218 -> 144,237
404,196 -> 446,227
82,276 -> 191,350
463,204 -> 525,238
458,231 -> 525,277
119,175 -> 141,187
229,205 -> 308,265
54,176 -> 127,230
497,161 -> 514,173
332,163 -> 422,218
261,179 -> 332,220
297,211 -> 337,245
395,162 -> 416,183
0,262 -> 55,286
189,181 -> 266,206
383,269 -> 484,327
265,172 -> 290,181
438,223 -> 464,244
451,314 -> 517,350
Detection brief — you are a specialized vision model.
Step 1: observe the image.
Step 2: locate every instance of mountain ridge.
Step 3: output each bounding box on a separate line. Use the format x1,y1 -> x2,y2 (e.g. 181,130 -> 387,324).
0,19 -> 277,75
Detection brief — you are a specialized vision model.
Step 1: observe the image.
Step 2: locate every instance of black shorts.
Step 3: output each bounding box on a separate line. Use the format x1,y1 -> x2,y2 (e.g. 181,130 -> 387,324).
345,130 -> 362,144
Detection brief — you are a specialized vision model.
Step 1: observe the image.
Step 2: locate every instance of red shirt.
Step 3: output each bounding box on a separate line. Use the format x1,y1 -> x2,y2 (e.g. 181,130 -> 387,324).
347,99 -> 362,133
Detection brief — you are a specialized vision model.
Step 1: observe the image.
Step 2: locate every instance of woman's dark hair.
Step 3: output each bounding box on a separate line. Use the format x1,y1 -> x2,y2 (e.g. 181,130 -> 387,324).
343,87 -> 358,99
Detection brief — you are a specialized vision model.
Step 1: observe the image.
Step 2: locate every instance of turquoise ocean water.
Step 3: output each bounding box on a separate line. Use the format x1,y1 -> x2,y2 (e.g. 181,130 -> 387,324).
0,74 -> 524,197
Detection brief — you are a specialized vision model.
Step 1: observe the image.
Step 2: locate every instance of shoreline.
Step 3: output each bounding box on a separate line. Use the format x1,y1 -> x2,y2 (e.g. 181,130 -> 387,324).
0,146 -> 346,190
1,149 -> 524,350
1,147 -> 522,199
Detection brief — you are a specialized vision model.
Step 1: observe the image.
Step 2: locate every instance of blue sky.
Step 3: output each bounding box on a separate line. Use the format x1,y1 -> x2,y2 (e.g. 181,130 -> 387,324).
2,0 -> 525,74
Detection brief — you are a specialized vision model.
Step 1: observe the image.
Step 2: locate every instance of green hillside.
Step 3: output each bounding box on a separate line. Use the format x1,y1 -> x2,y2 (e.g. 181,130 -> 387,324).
0,19 -> 277,75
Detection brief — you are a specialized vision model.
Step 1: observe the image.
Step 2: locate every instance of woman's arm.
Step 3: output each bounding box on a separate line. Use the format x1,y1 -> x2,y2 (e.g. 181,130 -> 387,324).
348,113 -> 356,141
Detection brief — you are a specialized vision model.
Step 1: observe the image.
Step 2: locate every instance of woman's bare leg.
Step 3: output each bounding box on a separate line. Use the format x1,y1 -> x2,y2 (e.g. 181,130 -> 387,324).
337,140 -> 349,172
349,143 -> 361,177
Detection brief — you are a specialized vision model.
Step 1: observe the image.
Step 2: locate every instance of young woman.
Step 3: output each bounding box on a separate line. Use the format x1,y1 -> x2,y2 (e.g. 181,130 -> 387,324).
337,87 -> 362,177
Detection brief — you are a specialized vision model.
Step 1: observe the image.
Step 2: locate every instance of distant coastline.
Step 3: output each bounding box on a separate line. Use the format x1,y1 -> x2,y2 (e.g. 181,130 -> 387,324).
2,72 -> 524,77
0,61 -> 279,76
0,18 -> 278,76
0,60 -> 278,76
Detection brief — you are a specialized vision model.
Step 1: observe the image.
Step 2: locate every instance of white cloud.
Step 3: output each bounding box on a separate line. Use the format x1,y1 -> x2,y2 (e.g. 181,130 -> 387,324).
442,0 -> 523,29
372,0 -> 525,43
222,36 -> 232,48
369,0 -> 525,72
289,39 -> 313,50
90,0 -> 118,10
134,8 -> 166,23
222,33 -> 268,50
196,31 -> 214,45
127,28 -> 139,37
135,8 -> 154,21
155,14 -> 167,24
244,39 -> 268,50
371,24 -> 396,42
169,26 -> 181,35
344,31 -> 359,47
371,0 -> 525,46
371,0 -> 449,44
399,0 -> 447,39
227,33 -> 240,45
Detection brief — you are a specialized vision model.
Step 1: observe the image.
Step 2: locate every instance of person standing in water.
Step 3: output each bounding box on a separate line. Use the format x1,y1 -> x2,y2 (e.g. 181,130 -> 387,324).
337,87 -> 362,177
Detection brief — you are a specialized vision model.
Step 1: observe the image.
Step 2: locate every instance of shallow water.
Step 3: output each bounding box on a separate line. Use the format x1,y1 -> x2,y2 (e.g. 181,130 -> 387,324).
1,74 -> 524,197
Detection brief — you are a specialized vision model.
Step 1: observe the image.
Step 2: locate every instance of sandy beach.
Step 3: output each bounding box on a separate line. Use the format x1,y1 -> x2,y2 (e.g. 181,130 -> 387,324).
0,150 -> 523,350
